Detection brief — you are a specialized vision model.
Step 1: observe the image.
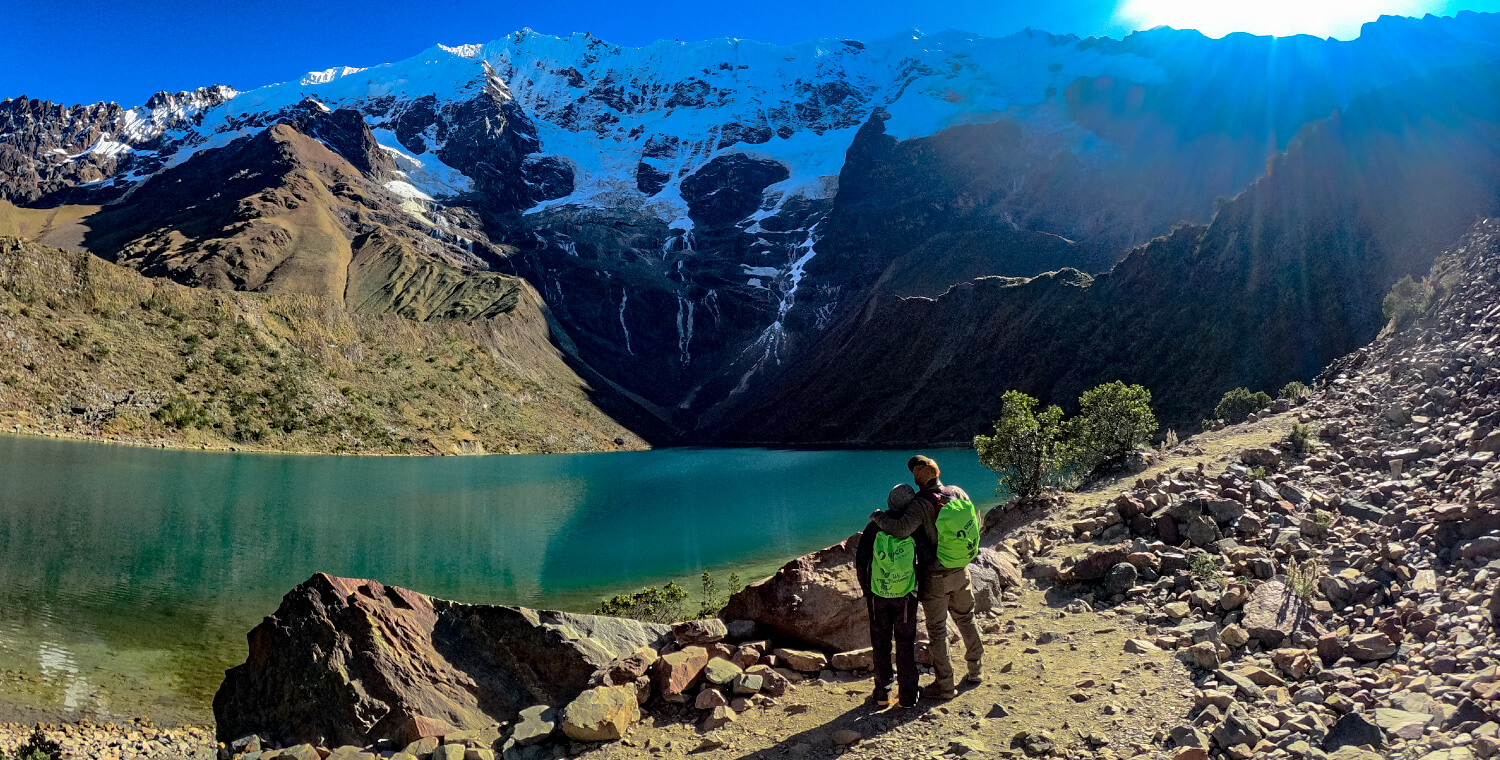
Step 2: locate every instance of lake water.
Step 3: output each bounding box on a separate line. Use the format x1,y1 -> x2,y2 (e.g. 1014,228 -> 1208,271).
0,434 -> 1002,724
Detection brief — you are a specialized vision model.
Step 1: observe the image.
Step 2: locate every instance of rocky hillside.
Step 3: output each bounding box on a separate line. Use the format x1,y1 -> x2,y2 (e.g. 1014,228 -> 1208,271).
0,236 -> 643,454
4,15 -> 1500,445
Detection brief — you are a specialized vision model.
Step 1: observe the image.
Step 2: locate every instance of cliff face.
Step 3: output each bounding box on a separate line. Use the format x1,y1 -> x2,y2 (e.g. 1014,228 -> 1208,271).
710,64 -> 1500,443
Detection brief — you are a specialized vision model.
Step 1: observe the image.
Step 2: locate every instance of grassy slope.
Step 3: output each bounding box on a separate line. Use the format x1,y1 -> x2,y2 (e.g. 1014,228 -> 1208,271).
0,236 -> 645,455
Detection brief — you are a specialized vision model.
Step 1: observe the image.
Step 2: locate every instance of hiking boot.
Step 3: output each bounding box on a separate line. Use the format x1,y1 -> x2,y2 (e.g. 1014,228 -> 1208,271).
871,689 -> 896,707
897,694 -> 918,709
963,665 -> 984,685
920,683 -> 957,700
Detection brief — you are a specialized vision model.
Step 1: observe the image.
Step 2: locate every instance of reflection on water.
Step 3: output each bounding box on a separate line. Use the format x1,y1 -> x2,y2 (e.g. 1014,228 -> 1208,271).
0,434 -> 1001,722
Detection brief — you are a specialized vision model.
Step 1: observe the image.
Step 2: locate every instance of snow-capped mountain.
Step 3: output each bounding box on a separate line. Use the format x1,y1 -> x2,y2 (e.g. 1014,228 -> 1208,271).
5,12 -> 1500,440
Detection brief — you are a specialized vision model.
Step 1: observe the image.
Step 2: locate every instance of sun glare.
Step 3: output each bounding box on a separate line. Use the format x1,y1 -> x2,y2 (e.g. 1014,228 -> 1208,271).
1116,0 -> 1433,39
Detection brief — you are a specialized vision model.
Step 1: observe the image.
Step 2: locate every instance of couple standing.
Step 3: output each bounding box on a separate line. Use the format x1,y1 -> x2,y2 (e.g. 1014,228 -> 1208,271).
854,454 -> 984,708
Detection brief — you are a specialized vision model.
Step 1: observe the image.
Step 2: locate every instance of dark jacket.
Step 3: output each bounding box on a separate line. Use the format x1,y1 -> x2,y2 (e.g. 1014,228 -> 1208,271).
869,479 -> 973,579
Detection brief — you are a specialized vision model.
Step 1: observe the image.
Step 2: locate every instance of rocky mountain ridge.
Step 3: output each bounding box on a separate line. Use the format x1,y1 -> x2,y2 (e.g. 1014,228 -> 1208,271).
5,14 -> 1500,444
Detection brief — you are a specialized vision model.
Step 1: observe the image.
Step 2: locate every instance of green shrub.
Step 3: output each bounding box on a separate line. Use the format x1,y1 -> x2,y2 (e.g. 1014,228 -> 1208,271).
153,394 -> 206,430
974,390 -> 1073,500
1287,559 -> 1322,602
1214,387 -> 1272,424
1382,275 -> 1430,332
1189,553 -> 1223,585
596,581 -> 688,623
1070,381 -> 1158,469
1279,381 -> 1309,402
1287,422 -> 1317,454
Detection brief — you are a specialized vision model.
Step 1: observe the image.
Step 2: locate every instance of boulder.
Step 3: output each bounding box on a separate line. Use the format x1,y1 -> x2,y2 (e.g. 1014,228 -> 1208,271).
213,574 -> 669,748
774,648 -> 829,672
1103,562 -> 1138,596
653,646 -> 710,699
560,684 -> 639,742
703,658 -> 743,685
831,648 -> 874,671
1066,545 -> 1130,582
511,706 -> 557,747
1185,516 -> 1221,547
1212,705 -> 1264,748
673,619 -> 727,646
1241,448 -> 1279,468
1240,581 -> 1320,647
970,548 -> 1024,611
1205,500 -> 1245,524
718,533 -> 867,652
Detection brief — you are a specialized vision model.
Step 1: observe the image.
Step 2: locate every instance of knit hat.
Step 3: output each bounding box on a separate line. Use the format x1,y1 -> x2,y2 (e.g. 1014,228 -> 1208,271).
887,483 -> 916,510
908,455 -> 940,486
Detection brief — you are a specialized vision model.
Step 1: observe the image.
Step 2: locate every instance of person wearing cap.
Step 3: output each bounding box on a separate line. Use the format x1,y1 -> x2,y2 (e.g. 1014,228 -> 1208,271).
855,483 -> 925,708
868,455 -> 984,699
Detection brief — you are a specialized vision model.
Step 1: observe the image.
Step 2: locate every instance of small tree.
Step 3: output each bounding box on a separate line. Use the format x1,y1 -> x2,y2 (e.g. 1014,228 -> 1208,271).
1279,381 -> 1309,403
1070,381 -> 1158,469
1382,275 -> 1430,332
974,390 -> 1071,500
1214,387 -> 1272,424
698,571 -> 721,619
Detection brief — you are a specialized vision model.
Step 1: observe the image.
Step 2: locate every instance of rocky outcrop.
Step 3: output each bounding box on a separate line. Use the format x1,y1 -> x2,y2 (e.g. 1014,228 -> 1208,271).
719,530 -> 1021,653
212,573 -> 669,748
718,532 -> 867,652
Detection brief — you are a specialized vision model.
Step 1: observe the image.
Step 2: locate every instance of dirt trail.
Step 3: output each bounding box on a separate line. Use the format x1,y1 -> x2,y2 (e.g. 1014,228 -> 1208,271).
588,587 -> 1192,760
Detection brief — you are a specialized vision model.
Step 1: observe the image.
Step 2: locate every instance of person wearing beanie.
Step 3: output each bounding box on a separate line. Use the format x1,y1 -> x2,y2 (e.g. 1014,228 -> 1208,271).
868,454 -> 984,699
854,483 -> 926,708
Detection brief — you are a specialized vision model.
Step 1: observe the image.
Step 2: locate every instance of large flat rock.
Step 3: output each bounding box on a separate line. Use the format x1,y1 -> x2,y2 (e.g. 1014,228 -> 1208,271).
213,573 -> 669,748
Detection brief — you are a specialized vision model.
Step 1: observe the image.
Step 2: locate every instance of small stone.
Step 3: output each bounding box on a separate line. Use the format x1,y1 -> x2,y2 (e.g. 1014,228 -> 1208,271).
1346,632 -> 1397,661
701,705 -> 737,731
733,673 -> 764,695
695,688 -> 728,710
950,737 -> 990,756
1220,625 -> 1249,648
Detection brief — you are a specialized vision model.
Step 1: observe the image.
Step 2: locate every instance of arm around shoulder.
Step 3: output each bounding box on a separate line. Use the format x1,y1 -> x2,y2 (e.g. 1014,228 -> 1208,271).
870,500 -> 926,539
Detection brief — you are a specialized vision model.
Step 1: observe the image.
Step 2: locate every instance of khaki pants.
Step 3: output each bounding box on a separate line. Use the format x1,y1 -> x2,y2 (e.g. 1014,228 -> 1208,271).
922,567 -> 983,690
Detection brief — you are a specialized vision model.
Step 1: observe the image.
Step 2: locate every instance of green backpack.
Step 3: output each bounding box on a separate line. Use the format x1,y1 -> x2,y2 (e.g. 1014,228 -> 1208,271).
870,532 -> 916,598
931,488 -> 981,569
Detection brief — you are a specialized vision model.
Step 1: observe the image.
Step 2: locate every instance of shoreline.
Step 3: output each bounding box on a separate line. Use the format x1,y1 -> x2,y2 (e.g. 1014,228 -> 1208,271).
0,419 -> 647,459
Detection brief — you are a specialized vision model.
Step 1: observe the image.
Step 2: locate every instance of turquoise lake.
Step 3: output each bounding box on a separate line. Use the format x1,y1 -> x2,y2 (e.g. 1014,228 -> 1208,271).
0,434 -> 1001,724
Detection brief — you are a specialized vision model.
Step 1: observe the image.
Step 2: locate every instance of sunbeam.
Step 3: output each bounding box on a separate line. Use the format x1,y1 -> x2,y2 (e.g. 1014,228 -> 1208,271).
1116,0 -> 1435,38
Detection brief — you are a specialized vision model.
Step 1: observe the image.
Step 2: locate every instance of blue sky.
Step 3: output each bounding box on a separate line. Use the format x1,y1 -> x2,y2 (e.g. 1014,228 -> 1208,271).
3,0 -> 1497,106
